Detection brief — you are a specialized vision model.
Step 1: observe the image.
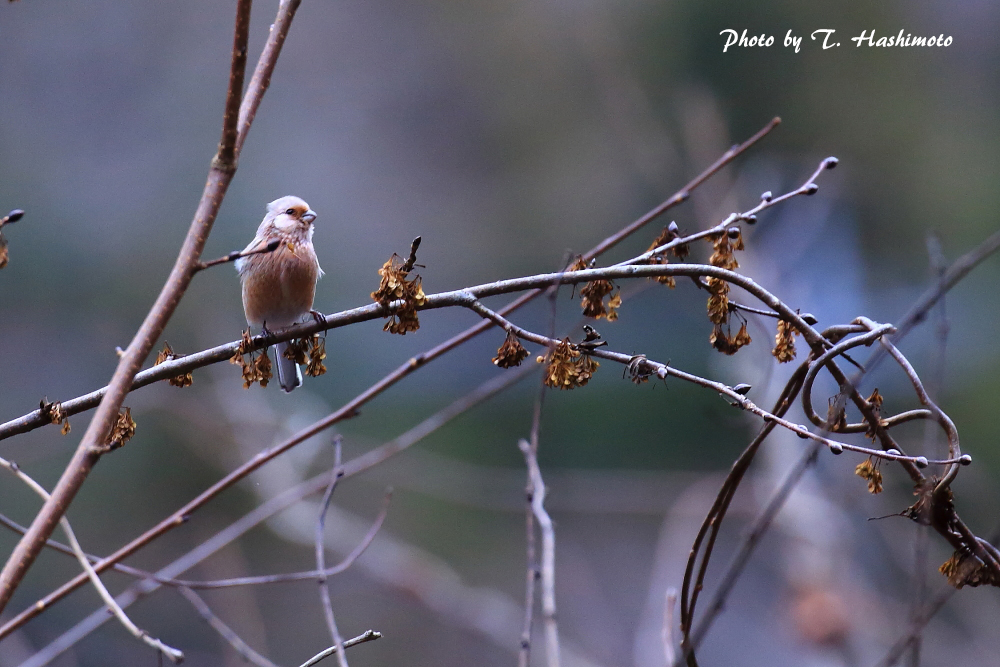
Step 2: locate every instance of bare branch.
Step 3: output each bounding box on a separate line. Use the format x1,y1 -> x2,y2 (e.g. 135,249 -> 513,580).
1,372 -> 502,645
196,238 -> 282,272
519,439 -> 559,667
1,117 -> 783,443
0,0 -> 256,613
296,630 -> 382,667
315,440 -> 349,667
177,586 -> 279,667
662,587 -> 677,667
235,0 -> 302,156
0,456 -> 184,662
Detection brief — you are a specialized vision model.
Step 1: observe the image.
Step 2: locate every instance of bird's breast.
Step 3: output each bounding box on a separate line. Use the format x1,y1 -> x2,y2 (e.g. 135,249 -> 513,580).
240,241 -> 320,329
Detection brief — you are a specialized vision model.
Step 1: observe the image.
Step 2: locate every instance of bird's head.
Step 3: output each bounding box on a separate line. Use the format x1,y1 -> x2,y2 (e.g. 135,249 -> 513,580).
266,195 -> 317,234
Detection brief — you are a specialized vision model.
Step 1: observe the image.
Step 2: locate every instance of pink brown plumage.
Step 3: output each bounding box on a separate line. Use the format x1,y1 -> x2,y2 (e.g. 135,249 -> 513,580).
236,196 -> 323,392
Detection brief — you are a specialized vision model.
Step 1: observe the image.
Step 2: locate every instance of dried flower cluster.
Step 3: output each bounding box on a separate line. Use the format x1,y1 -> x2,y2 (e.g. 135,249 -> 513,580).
705,229 -> 742,317
864,388 -> 884,440
939,550 -> 1000,589
566,255 -> 621,321
154,342 -> 193,388
710,321 -> 752,355
705,228 -> 752,354
493,330 -> 529,368
578,279 -> 621,321
567,255 -> 589,272
827,398 -> 848,432
40,399 -> 71,436
0,209 -> 24,270
230,329 -> 273,388
371,253 -> 427,335
642,222 -> 689,288
106,407 -> 136,450
283,335 -> 328,377
772,319 -> 799,362
539,337 -> 599,389
854,456 -> 883,494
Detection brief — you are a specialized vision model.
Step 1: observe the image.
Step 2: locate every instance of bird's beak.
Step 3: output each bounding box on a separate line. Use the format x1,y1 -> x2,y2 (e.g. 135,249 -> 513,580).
302,210 -> 317,224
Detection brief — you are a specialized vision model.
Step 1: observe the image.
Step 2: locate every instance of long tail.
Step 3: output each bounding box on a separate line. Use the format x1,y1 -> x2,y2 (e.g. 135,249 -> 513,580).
274,341 -> 303,393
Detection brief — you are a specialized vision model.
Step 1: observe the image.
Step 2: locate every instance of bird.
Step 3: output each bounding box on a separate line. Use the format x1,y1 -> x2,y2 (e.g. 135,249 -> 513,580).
235,196 -> 323,392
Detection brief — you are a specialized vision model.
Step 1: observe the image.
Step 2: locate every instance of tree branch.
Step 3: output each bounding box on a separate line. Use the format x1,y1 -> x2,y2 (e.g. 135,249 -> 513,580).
0,0 -> 257,613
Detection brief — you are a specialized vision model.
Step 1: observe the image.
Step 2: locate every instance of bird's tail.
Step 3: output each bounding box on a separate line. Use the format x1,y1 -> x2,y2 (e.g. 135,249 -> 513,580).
274,341 -> 303,393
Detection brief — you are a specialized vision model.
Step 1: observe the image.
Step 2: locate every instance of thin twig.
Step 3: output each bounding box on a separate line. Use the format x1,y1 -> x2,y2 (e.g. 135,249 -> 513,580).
674,228 -> 1000,663
235,0 -> 302,156
908,233 -> 949,667
177,586 -> 279,667
619,155 -> 836,268
519,251 -> 566,667
6,373 -> 501,654
400,236 -> 422,273
196,238 -> 281,271
315,440 -> 349,667
875,529 -> 1000,667
0,208 -> 24,229
296,630 -> 382,667
519,439 -> 559,667
0,457 -> 184,662
662,587 -> 677,667
685,443 -> 822,657
0,496 -> 389,591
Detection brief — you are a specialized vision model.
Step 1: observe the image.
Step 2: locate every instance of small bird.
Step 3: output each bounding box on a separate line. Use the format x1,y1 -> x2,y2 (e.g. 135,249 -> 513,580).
236,196 -> 323,392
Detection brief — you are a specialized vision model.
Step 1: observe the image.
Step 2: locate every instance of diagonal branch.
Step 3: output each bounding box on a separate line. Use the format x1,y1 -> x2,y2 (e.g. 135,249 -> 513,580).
297,630 -> 382,667
0,0 -> 258,613
1,118 -> 782,443
177,586 -> 279,667
0,457 -> 184,662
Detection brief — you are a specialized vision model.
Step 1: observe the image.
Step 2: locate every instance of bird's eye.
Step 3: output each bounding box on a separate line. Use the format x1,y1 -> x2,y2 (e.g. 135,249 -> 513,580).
285,208 -> 296,216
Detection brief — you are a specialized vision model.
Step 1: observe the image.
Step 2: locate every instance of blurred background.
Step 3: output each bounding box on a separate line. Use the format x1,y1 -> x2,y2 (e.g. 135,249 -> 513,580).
1,0 -> 999,665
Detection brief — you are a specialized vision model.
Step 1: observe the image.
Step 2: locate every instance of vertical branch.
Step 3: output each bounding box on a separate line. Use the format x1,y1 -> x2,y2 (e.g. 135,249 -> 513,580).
236,0 -> 302,155
662,588 -> 677,667
519,439 -> 560,667
519,253 -> 564,667
315,440 -> 349,667
519,467 -> 538,667
908,232 -> 948,667
0,0 -> 255,613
